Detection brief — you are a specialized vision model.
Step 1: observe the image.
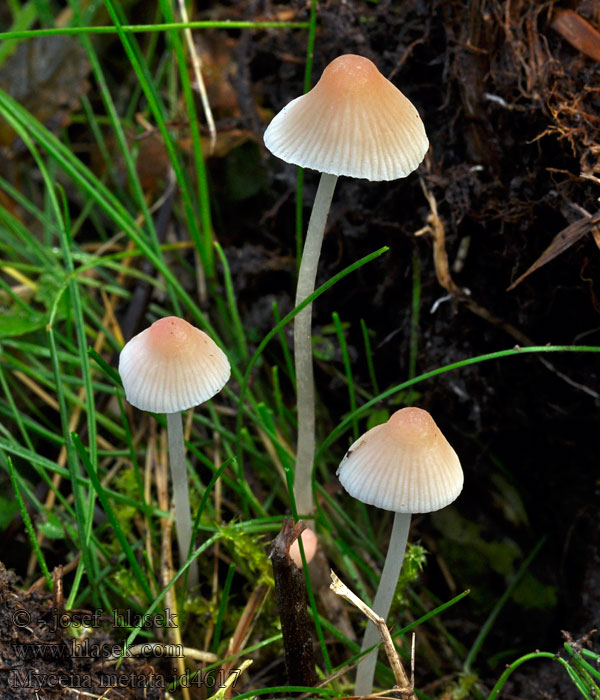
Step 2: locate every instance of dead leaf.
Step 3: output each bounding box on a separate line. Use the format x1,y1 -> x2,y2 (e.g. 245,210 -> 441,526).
135,132 -> 171,195
507,210 -> 600,290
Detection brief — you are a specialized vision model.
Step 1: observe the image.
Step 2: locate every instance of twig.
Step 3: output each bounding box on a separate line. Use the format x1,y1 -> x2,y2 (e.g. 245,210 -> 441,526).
207,659 -> 253,700
270,519 -> 317,687
329,570 -> 415,698
29,555 -> 80,593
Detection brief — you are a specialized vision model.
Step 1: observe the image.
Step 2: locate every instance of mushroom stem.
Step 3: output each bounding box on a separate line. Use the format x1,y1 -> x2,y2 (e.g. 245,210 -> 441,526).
355,511 -> 412,696
166,411 -> 199,587
293,172 -> 338,516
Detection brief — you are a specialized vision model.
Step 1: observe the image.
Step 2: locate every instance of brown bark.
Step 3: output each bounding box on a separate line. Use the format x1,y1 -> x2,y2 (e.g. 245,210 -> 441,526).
270,519 -> 317,687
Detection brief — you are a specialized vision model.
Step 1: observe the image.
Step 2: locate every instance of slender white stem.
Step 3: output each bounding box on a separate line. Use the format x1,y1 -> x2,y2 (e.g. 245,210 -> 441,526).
355,511 -> 412,696
293,172 -> 338,516
166,411 -> 198,587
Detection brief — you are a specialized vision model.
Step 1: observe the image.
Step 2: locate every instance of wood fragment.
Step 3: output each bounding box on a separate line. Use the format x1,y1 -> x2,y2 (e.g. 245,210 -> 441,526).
270,519 -> 317,687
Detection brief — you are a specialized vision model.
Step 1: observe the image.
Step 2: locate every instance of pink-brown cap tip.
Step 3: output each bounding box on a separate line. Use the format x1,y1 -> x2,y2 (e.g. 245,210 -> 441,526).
119,317 -> 231,413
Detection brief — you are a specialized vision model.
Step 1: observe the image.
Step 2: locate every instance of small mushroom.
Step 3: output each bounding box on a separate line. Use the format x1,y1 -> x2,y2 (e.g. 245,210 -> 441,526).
119,316 -> 230,587
337,407 -> 463,696
289,527 -> 319,568
264,55 -> 429,516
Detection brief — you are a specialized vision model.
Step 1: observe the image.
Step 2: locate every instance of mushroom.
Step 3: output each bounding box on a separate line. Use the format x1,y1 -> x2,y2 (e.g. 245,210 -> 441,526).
119,316 -> 231,587
337,407 -> 463,695
264,54 -> 429,516
289,527 -> 319,568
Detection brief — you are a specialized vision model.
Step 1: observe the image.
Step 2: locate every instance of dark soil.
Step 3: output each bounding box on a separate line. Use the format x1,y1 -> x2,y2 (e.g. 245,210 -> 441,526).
0,564 -> 165,699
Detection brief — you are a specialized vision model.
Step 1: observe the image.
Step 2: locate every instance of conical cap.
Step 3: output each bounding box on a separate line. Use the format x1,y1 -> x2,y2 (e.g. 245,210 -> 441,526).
264,54 -> 428,181
337,407 -> 463,513
119,317 -> 231,414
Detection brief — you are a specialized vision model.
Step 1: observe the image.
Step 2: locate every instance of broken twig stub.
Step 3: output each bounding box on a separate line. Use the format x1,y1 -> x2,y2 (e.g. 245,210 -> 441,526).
270,519 -> 317,687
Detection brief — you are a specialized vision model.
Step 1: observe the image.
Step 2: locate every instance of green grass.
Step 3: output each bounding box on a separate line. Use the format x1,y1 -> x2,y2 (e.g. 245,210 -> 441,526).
0,2 -> 599,699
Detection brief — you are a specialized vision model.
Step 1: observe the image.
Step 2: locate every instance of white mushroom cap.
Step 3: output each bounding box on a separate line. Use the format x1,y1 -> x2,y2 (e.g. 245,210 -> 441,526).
119,316 -> 231,414
289,528 -> 318,568
337,407 -> 463,513
263,54 -> 429,181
